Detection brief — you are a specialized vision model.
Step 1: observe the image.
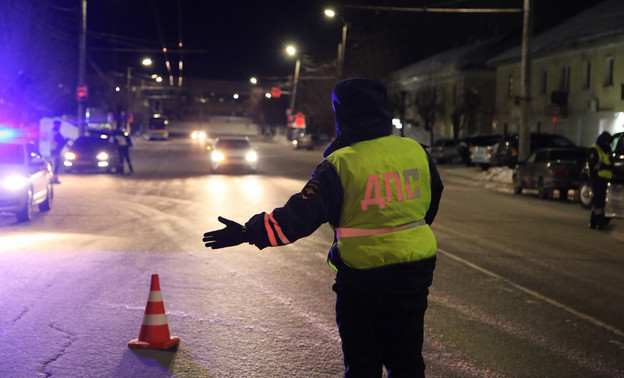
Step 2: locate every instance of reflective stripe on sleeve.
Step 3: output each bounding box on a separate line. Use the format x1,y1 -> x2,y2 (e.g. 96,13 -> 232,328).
336,219 -> 427,238
263,212 -> 291,246
269,213 -> 291,245
264,213 -> 278,246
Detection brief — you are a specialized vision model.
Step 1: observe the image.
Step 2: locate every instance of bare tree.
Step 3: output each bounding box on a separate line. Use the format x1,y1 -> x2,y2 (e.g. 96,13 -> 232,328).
451,87 -> 482,140
413,86 -> 443,146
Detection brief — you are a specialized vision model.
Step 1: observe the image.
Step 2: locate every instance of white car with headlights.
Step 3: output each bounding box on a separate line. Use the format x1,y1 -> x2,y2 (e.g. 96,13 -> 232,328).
0,139 -> 53,222
191,130 -> 207,141
210,137 -> 257,173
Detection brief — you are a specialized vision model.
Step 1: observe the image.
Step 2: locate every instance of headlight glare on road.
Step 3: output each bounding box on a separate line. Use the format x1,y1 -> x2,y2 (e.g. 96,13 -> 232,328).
246,150 -> 257,162
96,152 -> 109,161
212,150 -> 225,162
2,174 -> 29,191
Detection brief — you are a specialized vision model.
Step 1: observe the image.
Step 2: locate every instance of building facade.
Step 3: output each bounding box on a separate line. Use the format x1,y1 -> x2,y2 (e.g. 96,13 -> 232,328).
387,37 -> 512,141
489,0 -> 624,147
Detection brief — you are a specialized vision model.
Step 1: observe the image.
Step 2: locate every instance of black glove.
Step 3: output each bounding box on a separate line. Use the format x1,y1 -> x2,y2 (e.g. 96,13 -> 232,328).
203,216 -> 249,249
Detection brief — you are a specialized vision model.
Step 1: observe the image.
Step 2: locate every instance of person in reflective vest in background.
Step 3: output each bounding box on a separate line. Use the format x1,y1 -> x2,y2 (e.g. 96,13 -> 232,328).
203,78 -> 444,377
113,128 -> 134,175
50,120 -> 68,184
587,131 -> 613,229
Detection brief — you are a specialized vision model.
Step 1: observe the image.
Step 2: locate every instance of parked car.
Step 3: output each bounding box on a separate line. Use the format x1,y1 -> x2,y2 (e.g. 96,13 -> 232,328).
210,137 -> 257,173
430,138 -> 466,164
292,133 -> 314,150
0,139 -> 53,222
63,136 -> 120,173
492,133 -> 576,168
578,131 -> 624,211
513,147 -> 587,199
468,134 -> 503,170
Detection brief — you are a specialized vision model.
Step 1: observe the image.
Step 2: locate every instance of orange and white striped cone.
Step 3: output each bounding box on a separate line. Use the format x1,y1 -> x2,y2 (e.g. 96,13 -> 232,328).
128,274 -> 180,350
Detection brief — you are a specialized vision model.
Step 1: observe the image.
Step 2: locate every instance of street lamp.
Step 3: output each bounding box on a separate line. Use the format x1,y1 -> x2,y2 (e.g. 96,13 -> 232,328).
286,45 -> 301,113
324,8 -> 349,79
126,58 -> 153,130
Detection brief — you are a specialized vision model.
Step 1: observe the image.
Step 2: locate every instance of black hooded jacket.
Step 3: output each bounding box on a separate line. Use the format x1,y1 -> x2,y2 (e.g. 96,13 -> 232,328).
244,78 -> 443,288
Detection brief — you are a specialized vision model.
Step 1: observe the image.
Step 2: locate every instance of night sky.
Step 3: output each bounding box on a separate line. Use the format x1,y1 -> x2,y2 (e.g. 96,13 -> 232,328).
73,0 -> 603,81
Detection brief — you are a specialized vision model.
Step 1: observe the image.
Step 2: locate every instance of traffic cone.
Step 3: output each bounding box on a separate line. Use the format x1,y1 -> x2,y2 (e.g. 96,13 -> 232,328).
128,274 -> 180,350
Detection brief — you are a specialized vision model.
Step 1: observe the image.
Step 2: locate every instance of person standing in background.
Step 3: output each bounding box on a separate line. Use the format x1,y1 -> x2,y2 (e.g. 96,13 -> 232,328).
587,131 -> 613,229
50,120 -> 68,184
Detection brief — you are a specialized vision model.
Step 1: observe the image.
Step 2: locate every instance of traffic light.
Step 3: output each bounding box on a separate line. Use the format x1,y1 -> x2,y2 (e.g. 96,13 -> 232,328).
77,85 -> 88,102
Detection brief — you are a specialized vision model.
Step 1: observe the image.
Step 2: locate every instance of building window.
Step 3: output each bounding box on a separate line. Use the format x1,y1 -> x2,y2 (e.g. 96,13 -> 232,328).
604,57 -> 614,86
508,75 -> 514,98
558,66 -> 570,91
540,70 -> 548,94
582,61 -> 591,89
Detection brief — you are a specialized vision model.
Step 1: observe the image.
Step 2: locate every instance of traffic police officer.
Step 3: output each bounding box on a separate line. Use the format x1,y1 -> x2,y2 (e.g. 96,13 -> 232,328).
203,78 -> 444,377
587,131 -> 613,229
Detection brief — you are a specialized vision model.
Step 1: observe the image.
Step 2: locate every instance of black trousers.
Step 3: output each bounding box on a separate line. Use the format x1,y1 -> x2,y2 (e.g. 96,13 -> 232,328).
334,284 -> 429,378
590,176 -> 608,226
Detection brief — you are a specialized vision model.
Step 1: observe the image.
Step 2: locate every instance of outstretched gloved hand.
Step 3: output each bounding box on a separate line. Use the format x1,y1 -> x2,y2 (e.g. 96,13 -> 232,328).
203,216 -> 249,249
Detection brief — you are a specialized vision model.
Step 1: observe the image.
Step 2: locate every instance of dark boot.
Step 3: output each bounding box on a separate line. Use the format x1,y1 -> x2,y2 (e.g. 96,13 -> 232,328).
589,211 -> 597,229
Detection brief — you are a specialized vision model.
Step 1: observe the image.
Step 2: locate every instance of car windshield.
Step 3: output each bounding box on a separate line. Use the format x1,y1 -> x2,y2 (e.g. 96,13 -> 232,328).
217,140 -> 250,149
0,144 -> 24,164
470,135 -> 502,146
550,150 -> 585,162
72,137 -> 109,150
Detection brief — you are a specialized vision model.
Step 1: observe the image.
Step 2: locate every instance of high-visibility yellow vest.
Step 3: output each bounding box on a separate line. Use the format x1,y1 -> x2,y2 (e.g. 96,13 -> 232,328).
591,144 -> 612,180
325,135 -> 437,270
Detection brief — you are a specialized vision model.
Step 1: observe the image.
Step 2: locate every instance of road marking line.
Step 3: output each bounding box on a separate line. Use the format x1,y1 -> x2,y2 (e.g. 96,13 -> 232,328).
437,248 -> 624,338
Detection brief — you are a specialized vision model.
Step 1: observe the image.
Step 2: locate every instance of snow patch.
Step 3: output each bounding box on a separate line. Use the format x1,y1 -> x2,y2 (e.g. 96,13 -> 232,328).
477,167 -> 513,184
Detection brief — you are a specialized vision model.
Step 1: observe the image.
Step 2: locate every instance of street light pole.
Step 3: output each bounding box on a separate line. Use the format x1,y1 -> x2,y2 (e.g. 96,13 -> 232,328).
77,0 -> 87,136
286,45 -> 301,112
289,57 -> 301,112
339,21 -> 348,79
325,9 -> 349,79
126,66 -> 132,131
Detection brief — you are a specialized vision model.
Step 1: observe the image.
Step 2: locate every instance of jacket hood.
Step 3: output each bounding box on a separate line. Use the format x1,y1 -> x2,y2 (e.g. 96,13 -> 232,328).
596,131 -> 613,150
323,78 -> 393,157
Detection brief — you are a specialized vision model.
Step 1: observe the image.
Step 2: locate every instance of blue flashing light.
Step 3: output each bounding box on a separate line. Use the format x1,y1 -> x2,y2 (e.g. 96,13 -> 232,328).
0,128 -> 18,142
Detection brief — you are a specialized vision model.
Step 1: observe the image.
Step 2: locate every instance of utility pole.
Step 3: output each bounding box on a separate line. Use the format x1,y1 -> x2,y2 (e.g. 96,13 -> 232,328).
289,57 -> 301,112
77,0 -> 87,136
518,0 -> 533,162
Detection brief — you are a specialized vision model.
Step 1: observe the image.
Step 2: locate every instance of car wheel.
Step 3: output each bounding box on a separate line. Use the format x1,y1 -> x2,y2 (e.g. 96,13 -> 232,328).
38,184 -> 53,212
538,178 -> 550,199
578,181 -> 592,209
513,175 -> 523,194
16,190 -> 33,223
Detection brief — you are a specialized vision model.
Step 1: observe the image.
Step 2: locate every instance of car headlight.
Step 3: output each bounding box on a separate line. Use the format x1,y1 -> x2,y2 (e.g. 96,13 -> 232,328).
2,174 -> 29,191
96,152 -> 109,161
246,150 -> 258,162
65,152 -> 76,160
212,150 -> 225,162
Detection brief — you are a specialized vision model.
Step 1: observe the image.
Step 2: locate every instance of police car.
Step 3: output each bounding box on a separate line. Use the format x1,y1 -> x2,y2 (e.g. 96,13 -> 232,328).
0,129 -> 53,222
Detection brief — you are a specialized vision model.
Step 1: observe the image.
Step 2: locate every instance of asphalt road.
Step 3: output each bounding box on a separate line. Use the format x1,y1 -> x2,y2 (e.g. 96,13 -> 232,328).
0,135 -> 622,377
